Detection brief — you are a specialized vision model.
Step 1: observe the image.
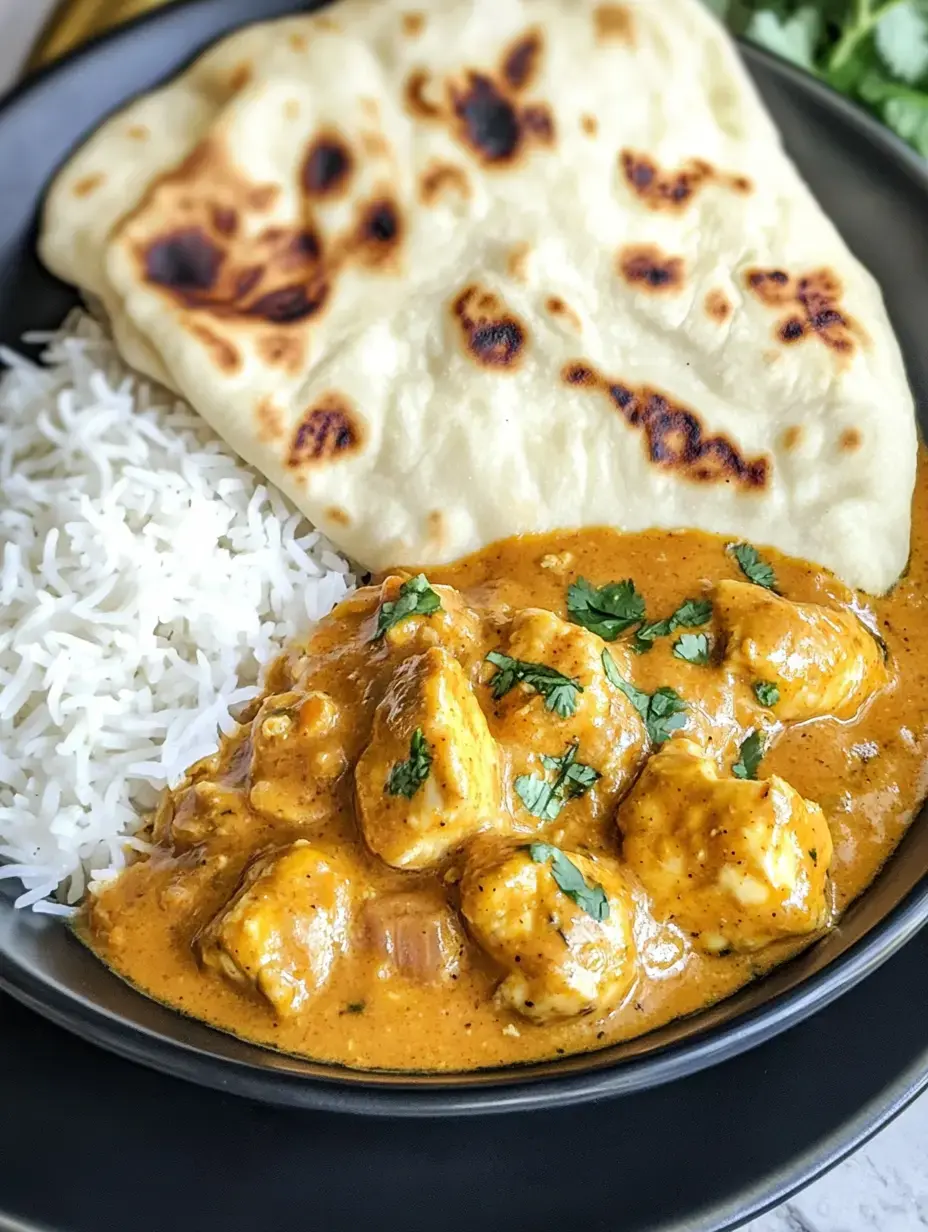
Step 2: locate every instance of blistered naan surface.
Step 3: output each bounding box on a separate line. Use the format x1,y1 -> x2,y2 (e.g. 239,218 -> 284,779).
41,0 -> 916,591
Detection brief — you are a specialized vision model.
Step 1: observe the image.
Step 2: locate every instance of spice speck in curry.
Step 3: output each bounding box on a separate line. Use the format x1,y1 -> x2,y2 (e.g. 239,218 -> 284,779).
81,470 -> 928,1072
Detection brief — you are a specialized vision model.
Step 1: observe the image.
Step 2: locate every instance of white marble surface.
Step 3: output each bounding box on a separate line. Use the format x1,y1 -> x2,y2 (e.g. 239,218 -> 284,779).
0,3 -> 927,1230
745,1091 -> 928,1230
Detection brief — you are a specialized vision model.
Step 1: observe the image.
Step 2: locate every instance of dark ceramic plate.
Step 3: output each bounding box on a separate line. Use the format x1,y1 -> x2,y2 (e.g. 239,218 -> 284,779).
1,0 -> 928,1120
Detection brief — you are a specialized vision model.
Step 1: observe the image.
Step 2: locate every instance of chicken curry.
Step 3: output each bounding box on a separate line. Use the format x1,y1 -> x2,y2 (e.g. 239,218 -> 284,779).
83,471 -> 928,1072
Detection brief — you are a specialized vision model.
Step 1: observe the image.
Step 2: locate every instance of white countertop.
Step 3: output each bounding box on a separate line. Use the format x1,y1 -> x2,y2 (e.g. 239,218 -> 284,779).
1,4 -> 927,1230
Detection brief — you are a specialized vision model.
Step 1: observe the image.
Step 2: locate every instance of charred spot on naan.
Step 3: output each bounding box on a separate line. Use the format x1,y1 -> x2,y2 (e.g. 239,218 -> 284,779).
303,133 -> 354,198
188,322 -> 241,375
594,4 -> 635,44
133,143 -> 331,328
405,46 -> 554,168
619,245 -> 685,293
621,150 -> 751,212
453,285 -> 526,369
781,425 -> 803,452
581,114 -> 599,137
257,331 -> 307,376
401,11 -> 426,37
255,397 -> 286,442
840,428 -> 863,452
288,395 -> 364,470
562,361 -> 769,489
73,173 -> 105,199
354,198 -> 404,268
326,506 -> 353,527
502,29 -> 543,91
420,162 -> 472,206
228,62 -> 253,94
746,267 -> 857,356
545,297 -> 583,332
705,289 -> 733,322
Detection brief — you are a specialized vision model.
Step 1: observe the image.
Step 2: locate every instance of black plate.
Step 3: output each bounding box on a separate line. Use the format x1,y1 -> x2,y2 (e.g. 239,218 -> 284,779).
1,0 -> 928,1126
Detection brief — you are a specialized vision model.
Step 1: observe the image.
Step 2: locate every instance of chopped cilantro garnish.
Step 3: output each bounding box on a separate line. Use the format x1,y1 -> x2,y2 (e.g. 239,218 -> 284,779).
753,680 -> 781,708
732,731 -> 766,780
386,728 -> 433,798
601,650 -> 688,744
374,574 -> 442,639
633,597 -> 713,653
673,632 -> 711,665
729,543 -> 777,591
528,842 -> 610,922
515,741 -> 600,822
567,577 -> 646,641
486,651 -> 582,718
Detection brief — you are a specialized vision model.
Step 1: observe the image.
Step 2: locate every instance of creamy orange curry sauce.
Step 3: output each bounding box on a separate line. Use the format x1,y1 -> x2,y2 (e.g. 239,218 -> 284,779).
83,468 -> 928,1072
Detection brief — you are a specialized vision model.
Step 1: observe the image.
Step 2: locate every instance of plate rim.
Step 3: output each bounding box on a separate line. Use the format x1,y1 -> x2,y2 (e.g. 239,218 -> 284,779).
1,0 -> 928,1121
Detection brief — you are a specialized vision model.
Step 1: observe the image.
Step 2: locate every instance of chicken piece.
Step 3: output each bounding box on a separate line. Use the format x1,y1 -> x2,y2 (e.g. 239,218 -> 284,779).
196,841 -> 354,1016
715,580 -> 888,722
355,647 -> 503,869
362,890 -> 467,983
460,842 -> 638,1022
298,576 -> 484,677
619,739 -> 833,953
153,779 -> 250,851
488,609 -> 647,810
247,690 -> 348,826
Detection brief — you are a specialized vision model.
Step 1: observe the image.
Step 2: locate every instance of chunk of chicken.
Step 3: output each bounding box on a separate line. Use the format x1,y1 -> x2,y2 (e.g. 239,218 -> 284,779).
715,580 -> 888,722
460,842 -> 638,1022
300,576 -> 484,673
619,739 -> 833,953
355,647 -> 502,869
153,778 -> 249,850
196,842 -> 354,1017
488,609 -> 647,812
362,890 -> 466,984
247,690 -> 347,826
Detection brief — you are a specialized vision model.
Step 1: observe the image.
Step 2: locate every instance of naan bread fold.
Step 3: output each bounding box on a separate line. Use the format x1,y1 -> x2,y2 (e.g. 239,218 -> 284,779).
41,0 -> 916,592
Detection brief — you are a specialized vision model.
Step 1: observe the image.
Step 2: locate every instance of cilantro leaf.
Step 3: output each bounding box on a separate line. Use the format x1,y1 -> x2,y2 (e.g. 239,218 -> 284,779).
860,69 -> 928,155
746,7 -> 822,70
567,577 -> 646,641
386,728 -> 433,798
515,742 -> 601,822
601,650 -> 688,744
875,2 -> 928,84
673,632 -> 711,665
672,598 -> 714,628
753,680 -> 781,708
529,842 -> 610,922
733,731 -> 766,781
486,651 -> 583,718
729,543 -> 778,591
374,574 -> 442,639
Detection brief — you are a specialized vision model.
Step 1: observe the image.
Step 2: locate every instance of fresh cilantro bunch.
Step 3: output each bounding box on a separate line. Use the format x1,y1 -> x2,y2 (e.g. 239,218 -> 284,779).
707,0 -> 928,156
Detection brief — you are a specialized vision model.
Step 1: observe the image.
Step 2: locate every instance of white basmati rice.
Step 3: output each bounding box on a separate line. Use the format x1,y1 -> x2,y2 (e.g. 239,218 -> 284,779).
0,311 -> 355,911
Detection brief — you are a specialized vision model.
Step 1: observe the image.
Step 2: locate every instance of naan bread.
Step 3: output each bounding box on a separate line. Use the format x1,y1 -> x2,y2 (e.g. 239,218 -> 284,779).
41,0 -> 916,592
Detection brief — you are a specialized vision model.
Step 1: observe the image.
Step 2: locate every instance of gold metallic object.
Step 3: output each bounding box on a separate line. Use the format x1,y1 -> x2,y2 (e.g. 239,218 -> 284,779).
34,0 -> 176,67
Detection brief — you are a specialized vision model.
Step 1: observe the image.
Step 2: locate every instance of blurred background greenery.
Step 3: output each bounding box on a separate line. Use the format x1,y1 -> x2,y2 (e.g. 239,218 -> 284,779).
38,0 -> 928,155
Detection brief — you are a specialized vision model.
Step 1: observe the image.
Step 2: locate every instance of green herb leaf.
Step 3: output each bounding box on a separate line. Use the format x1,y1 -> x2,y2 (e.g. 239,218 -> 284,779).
860,69 -> 928,156
567,577 -> 646,641
374,574 -> 442,639
486,651 -> 583,718
733,731 -> 766,781
753,680 -> 781,708
515,742 -> 601,822
673,632 -> 711,665
529,842 -> 610,922
386,728 -> 433,798
633,597 -> 712,653
809,848 -> 818,865
875,2 -> 928,85
746,7 -> 822,70
601,650 -> 688,744
672,598 -> 714,628
729,543 -> 777,591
